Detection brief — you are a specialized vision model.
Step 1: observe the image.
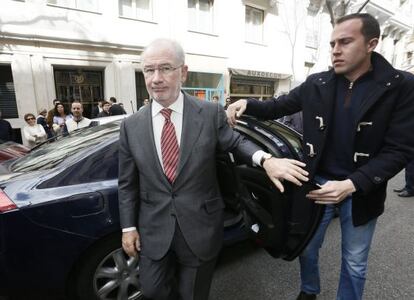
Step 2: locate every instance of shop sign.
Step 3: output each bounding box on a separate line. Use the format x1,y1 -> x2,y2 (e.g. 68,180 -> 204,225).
229,68 -> 291,79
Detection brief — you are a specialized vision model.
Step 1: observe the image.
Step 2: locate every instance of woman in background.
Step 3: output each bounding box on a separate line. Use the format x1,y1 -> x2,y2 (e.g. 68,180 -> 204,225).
23,113 -> 47,148
52,103 -> 71,135
37,108 -> 53,139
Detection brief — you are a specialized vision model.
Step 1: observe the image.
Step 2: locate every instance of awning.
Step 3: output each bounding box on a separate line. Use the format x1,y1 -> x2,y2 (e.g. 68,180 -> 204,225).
229,68 -> 291,80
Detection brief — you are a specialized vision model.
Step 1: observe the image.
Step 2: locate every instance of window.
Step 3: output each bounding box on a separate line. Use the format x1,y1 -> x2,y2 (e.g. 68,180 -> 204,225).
188,0 -> 214,33
54,69 -> 104,119
0,65 -> 18,119
230,77 -> 274,99
48,0 -> 100,12
10,121 -> 121,173
119,0 -> 153,21
183,72 -> 224,102
305,14 -> 320,49
38,141 -> 119,188
245,5 -> 264,44
407,51 -> 413,62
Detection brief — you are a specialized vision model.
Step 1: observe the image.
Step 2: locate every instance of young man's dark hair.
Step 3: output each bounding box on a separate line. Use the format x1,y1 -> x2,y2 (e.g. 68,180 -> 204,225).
109,97 -> 117,103
336,13 -> 380,41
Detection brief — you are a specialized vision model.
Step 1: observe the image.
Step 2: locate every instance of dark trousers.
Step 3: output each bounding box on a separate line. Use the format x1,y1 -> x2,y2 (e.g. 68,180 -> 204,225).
139,221 -> 217,300
405,161 -> 414,193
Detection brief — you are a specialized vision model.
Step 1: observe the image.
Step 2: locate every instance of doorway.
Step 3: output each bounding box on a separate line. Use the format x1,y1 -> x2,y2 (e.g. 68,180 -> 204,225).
54,69 -> 104,118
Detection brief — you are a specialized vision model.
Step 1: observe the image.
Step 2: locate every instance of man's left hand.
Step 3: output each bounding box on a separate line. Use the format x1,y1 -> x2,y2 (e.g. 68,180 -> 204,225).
263,158 -> 309,193
306,179 -> 356,204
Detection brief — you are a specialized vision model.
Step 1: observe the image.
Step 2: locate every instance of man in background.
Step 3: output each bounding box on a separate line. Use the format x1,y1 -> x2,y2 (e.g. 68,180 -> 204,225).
0,109 -> 13,142
393,161 -> 414,197
92,99 -> 104,118
109,97 -> 127,115
65,101 -> 91,133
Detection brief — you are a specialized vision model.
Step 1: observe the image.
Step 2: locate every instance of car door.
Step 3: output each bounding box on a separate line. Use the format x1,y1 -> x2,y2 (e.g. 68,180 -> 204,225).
218,116 -> 324,261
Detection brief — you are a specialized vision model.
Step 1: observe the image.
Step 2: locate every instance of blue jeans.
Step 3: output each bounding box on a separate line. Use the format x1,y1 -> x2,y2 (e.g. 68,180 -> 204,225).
299,177 -> 377,300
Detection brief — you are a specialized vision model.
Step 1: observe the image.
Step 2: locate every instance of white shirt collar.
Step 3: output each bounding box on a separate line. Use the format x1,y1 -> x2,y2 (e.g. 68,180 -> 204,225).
151,92 -> 184,117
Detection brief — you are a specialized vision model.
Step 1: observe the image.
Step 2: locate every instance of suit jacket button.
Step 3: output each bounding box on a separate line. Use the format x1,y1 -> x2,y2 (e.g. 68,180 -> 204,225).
374,176 -> 382,182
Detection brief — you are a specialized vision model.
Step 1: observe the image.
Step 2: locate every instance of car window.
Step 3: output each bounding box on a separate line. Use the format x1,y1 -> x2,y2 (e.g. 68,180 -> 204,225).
38,142 -> 119,188
10,121 -> 121,173
264,121 -> 304,160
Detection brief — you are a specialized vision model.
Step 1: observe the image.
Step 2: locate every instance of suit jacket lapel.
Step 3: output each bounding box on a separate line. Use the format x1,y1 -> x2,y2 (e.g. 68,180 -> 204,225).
176,94 -> 203,180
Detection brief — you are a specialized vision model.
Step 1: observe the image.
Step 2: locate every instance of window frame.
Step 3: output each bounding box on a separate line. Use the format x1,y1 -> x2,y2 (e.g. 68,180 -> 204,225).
47,0 -> 101,14
118,0 -> 155,22
187,0 -> 215,35
245,5 -> 265,45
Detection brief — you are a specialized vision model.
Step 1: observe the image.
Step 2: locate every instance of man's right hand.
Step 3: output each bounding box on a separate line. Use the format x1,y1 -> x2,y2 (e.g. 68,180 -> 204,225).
122,230 -> 140,257
226,99 -> 247,127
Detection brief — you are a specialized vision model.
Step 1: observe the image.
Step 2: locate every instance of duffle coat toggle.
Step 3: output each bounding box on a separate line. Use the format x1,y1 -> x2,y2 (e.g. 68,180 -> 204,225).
357,121 -> 373,132
315,116 -> 326,130
354,152 -> 370,163
306,143 -> 316,157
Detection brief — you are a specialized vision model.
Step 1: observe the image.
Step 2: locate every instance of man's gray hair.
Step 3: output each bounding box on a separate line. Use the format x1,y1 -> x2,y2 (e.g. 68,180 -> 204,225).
142,38 -> 185,65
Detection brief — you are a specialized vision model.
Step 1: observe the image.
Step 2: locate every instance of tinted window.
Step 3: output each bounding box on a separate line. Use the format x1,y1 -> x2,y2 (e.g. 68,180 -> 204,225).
10,121 -> 121,173
38,142 -> 119,188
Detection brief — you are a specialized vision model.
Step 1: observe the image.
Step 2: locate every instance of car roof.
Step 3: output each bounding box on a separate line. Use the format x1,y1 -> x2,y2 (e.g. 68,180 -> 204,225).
89,114 -> 129,127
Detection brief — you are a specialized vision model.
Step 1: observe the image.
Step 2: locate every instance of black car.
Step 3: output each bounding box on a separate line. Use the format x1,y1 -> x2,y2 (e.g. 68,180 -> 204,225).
0,116 -> 323,300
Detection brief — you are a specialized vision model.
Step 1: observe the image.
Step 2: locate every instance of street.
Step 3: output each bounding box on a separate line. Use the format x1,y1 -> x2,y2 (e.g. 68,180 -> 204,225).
210,171 -> 414,299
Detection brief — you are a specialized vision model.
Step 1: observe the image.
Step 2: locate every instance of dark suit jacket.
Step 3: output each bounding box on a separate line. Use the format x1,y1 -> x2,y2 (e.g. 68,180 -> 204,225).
246,52 -> 414,226
118,93 -> 259,261
110,104 -> 126,116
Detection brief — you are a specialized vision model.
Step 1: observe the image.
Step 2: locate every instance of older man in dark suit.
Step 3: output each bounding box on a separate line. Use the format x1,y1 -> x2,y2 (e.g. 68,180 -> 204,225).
118,39 -> 309,300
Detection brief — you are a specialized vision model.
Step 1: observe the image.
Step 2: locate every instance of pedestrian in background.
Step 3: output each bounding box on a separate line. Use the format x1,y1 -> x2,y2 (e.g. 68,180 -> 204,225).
109,97 -> 127,115
52,103 -> 71,135
46,99 -> 60,129
36,108 -> 53,139
0,109 -> 13,142
224,97 -> 231,110
23,113 -> 47,148
227,13 -> 414,300
97,100 -> 111,117
393,161 -> 414,197
212,95 -> 219,103
65,101 -> 91,133
91,99 -> 104,118
139,98 -> 150,111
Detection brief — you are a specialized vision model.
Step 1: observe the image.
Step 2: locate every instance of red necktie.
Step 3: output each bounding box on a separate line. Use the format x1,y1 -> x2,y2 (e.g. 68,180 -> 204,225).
160,108 -> 179,183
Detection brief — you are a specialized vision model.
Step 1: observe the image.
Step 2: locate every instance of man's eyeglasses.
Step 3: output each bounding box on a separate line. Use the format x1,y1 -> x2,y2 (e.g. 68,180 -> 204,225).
143,64 -> 183,77
25,117 -> 35,121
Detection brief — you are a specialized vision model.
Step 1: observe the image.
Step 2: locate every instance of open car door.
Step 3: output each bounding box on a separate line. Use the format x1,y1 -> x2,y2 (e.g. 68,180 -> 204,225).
217,116 -> 324,261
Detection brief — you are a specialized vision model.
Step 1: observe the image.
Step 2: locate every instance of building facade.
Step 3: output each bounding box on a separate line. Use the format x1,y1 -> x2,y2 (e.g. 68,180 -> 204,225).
0,0 -> 413,142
